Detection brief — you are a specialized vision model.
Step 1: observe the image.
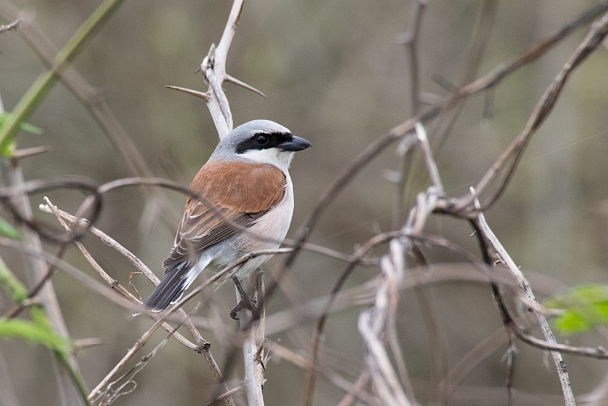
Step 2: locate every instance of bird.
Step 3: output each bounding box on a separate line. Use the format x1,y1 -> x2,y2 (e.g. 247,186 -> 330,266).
144,119 -> 311,315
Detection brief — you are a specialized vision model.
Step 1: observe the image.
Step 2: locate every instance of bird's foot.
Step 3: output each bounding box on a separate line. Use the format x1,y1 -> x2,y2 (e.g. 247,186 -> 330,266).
229,298 -> 259,320
230,276 -> 260,320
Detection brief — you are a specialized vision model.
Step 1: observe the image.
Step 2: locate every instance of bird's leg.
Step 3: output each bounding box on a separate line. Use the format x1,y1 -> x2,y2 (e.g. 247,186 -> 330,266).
230,276 -> 259,320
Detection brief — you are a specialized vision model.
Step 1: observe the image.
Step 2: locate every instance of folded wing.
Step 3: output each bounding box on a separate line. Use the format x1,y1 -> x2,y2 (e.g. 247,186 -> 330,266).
144,160 -> 286,311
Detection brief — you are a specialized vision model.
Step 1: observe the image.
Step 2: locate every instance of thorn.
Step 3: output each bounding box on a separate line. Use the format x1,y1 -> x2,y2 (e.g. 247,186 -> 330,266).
73,337 -> 105,350
206,384 -> 244,405
11,146 -> 52,160
0,18 -> 21,35
395,32 -> 413,45
382,169 -> 401,183
432,74 -> 458,93
165,85 -> 210,101
225,74 -> 267,98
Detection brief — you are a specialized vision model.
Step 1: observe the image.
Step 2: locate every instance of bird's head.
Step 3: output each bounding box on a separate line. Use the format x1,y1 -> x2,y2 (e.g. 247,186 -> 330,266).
211,120 -> 311,172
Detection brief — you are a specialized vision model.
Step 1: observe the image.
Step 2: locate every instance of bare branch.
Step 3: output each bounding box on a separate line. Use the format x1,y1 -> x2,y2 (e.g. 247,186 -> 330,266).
472,190 -> 575,405
272,343 -> 377,405
195,1 -> 269,403
38,201 -> 233,405
0,1 -> 181,231
415,122 -> 444,195
0,158 -> 87,405
265,0 -> 608,312
239,273 -> 266,406
397,0 -> 427,115
456,10 -> 608,213
201,0 -> 245,138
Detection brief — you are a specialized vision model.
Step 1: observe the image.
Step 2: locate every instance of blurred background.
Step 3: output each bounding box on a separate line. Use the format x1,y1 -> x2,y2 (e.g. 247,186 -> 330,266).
0,0 -> 607,405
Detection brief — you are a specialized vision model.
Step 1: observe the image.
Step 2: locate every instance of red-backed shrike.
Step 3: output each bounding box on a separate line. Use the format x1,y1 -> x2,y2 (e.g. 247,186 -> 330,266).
144,120 -> 311,312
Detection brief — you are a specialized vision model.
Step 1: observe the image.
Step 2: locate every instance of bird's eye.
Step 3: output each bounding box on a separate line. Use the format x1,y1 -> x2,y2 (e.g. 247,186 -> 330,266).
255,134 -> 269,145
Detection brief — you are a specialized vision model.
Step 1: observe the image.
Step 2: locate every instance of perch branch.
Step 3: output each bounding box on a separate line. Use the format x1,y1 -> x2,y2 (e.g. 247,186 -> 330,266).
195,0 -> 268,403
200,0 -> 244,138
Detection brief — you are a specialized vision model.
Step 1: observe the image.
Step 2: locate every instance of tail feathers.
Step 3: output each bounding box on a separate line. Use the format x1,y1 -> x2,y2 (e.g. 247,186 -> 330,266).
144,265 -> 190,312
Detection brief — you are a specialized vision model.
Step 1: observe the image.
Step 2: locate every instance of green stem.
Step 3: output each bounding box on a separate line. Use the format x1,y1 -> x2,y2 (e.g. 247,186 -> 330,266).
0,0 -> 125,153
0,255 -> 91,404
0,255 -> 27,301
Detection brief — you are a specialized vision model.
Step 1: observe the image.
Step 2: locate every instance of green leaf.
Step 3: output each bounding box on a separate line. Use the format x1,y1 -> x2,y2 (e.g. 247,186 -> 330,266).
19,122 -> 43,135
1,139 -> 16,157
0,112 -> 42,156
554,310 -> 591,335
0,318 -> 70,351
0,218 -> 20,239
545,284 -> 608,335
592,301 -> 608,319
0,112 -> 42,135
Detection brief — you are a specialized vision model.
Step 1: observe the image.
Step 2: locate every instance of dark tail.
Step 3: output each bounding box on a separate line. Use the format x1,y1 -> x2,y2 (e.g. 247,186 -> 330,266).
144,265 -> 190,312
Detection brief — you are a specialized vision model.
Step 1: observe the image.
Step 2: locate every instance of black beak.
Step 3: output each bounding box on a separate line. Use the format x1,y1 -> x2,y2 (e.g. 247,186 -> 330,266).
280,135 -> 312,152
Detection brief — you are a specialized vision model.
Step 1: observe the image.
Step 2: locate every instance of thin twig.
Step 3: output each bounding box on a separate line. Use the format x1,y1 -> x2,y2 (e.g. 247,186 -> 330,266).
0,0 -> 126,152
431,0 -> 498,153
38,200 -> 235,405
415,122 -> 444,195
265,0 -> 608,317
0,158 -> 88,405
272,343 -> 377,405
397,0 -> 427,115
472,190 -> 575,405
336,369 -> 372,406
0,0 -> 181,230
39,201 -> 206,345
88,325 -> 166,402
454,9 -> 608,213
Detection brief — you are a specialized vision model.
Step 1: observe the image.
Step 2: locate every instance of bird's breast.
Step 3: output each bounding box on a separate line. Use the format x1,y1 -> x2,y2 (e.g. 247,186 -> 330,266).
241,174 -> 294,253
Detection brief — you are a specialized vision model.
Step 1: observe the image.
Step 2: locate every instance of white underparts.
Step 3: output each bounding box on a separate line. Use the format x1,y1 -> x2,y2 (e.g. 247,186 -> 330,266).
239,148 -> 295,172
